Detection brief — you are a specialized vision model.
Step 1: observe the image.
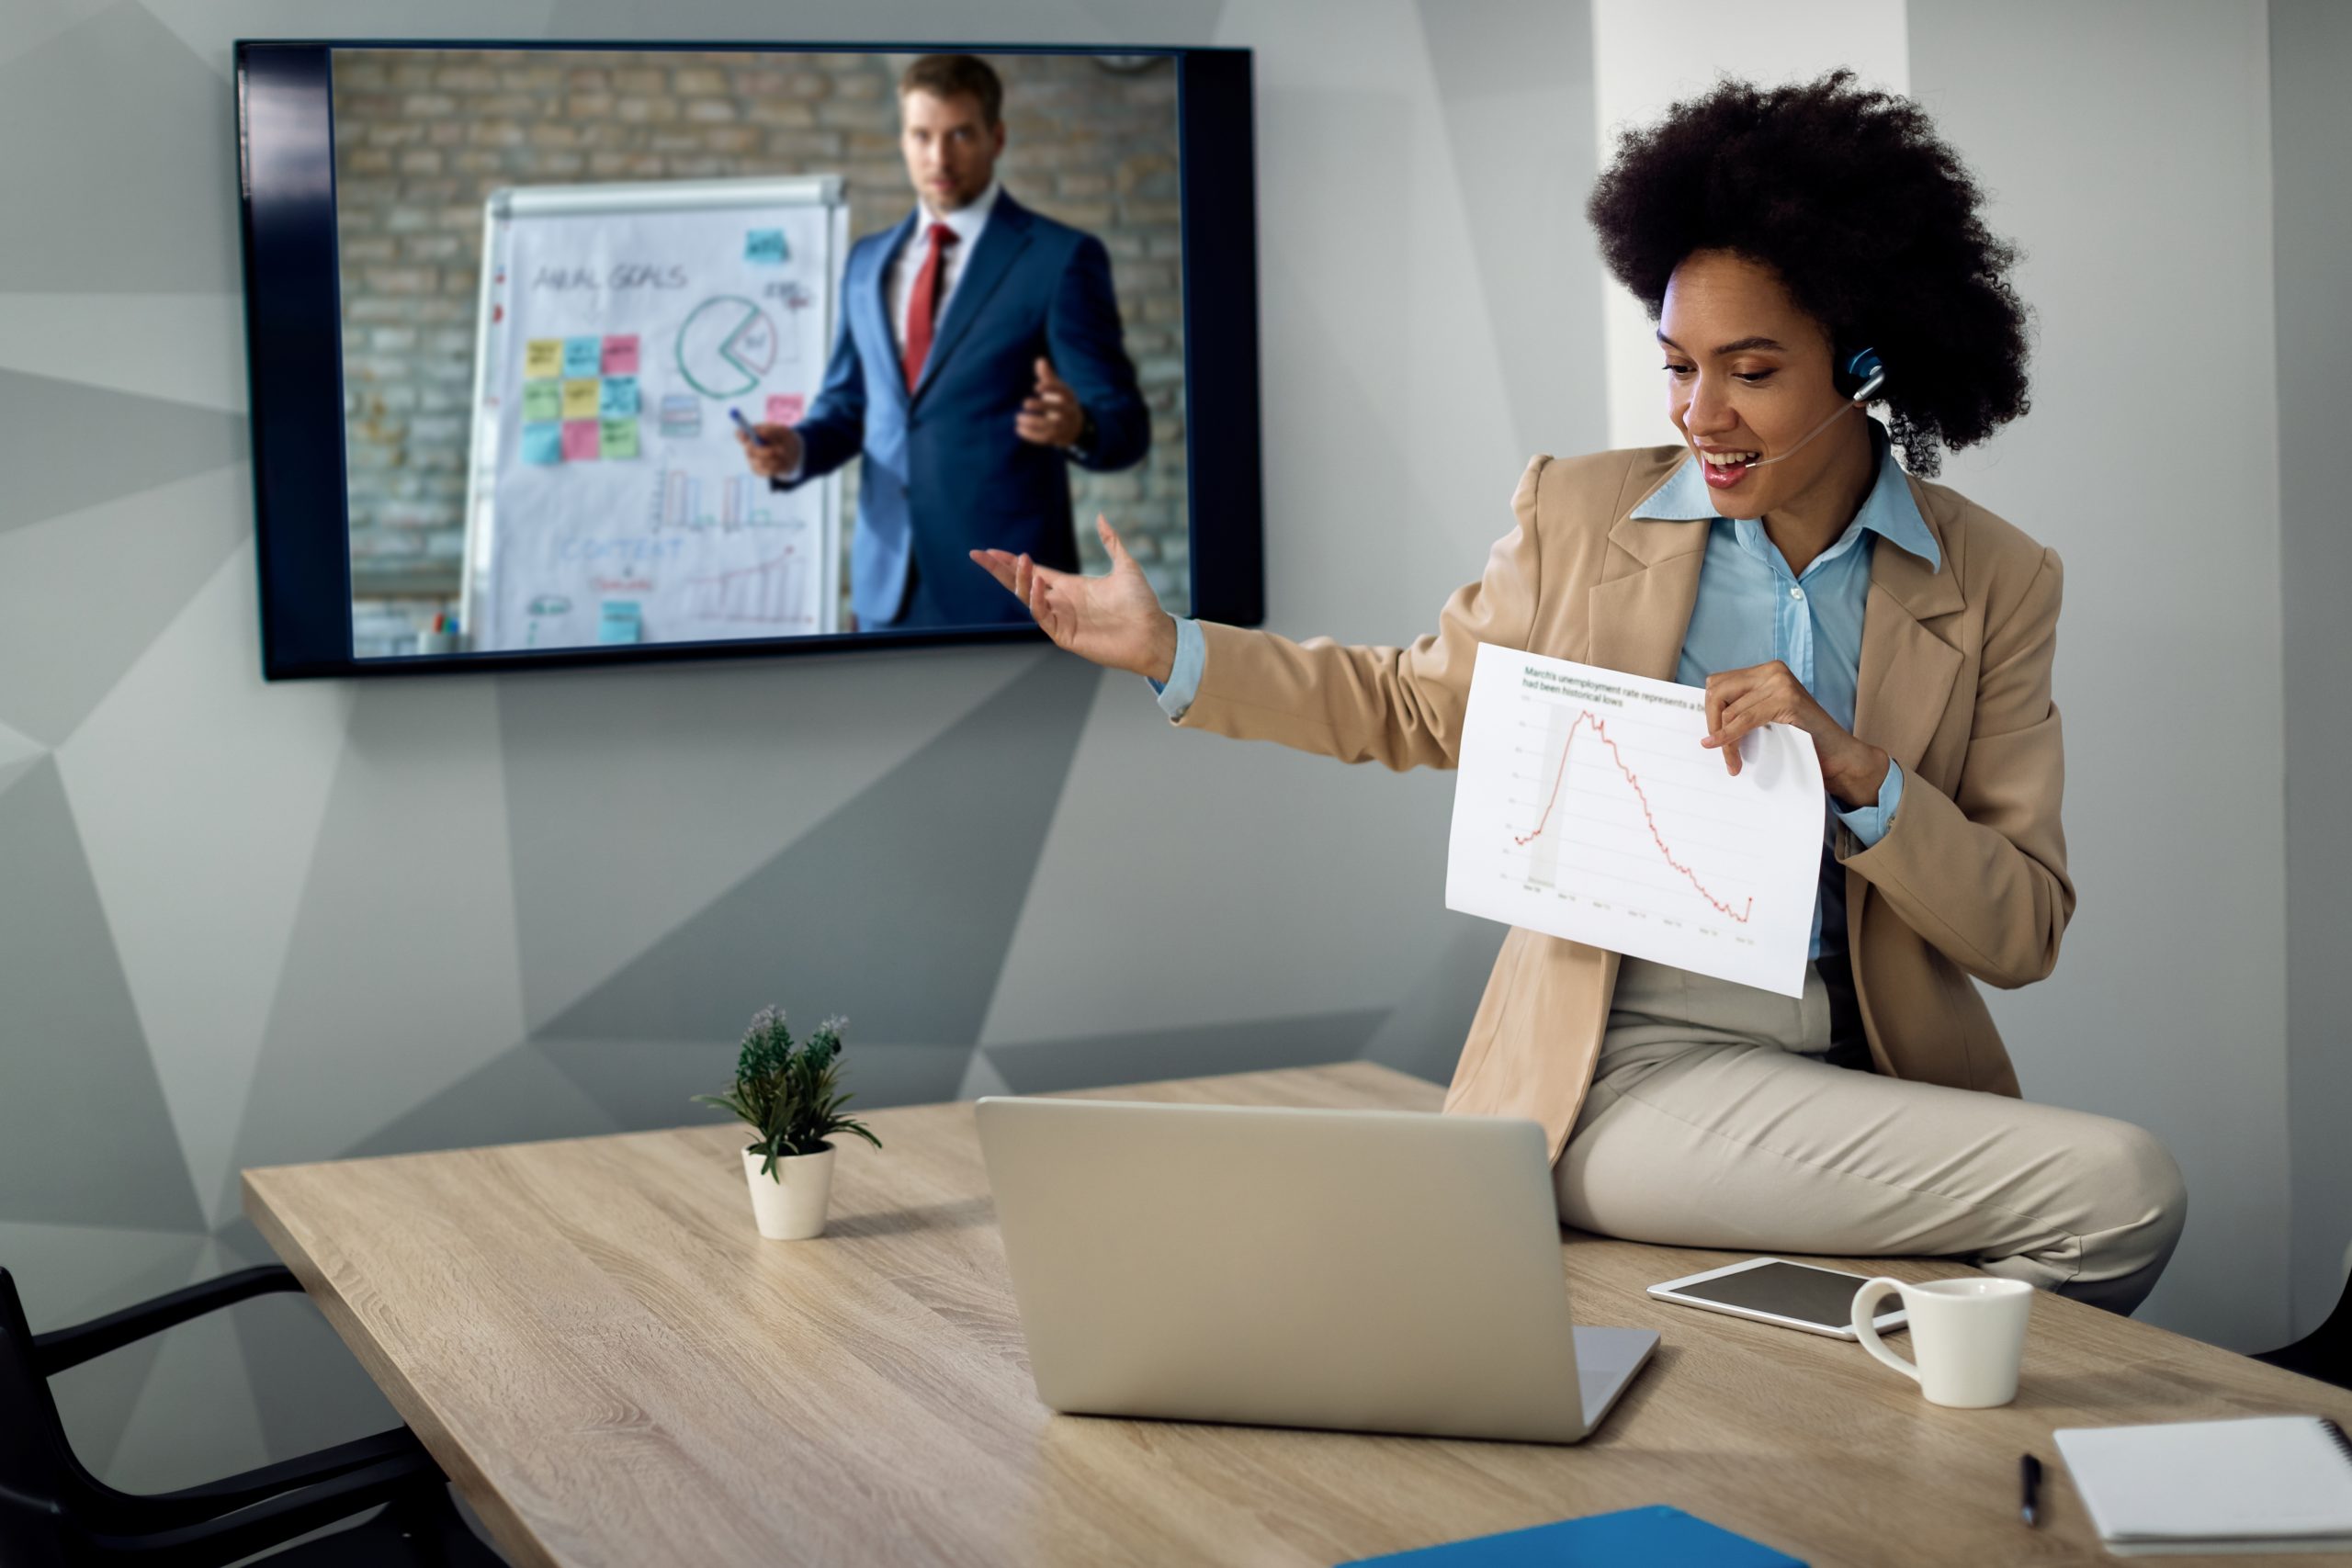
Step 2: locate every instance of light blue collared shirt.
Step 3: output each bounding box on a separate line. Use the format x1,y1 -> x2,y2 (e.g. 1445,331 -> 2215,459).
1151,415 -> 1936,960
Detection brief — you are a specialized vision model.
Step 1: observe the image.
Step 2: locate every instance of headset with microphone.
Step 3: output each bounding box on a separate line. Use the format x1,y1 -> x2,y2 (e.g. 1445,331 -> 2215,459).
1745,345 -> 1886,468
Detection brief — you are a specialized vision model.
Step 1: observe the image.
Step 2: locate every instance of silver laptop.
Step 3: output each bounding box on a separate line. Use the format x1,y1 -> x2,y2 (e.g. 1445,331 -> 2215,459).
973,1096 -> 1658,1445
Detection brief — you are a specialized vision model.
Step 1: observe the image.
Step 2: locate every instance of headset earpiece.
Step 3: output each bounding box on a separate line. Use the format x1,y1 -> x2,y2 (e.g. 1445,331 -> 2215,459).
1743,346 -> 1887,469
1845,346 -> 1886,403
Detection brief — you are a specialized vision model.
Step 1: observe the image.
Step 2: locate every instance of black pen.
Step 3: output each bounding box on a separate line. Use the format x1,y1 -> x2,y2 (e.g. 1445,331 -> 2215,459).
2020,1451 -> 2042,1528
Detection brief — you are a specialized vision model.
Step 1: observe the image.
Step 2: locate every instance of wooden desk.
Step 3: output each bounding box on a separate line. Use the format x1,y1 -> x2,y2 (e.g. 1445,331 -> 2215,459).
244,1062 -> 2352,1567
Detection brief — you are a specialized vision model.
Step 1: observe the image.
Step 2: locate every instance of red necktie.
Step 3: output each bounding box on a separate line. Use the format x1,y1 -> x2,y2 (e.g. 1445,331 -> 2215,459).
900,221 -> 957,391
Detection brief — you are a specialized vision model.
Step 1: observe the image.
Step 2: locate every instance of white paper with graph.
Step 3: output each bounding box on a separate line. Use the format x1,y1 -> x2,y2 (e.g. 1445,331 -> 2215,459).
1445,642 -> 1826,997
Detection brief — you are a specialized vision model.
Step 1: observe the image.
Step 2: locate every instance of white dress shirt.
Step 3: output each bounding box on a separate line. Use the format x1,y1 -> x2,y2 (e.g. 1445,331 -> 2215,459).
888,175 -> 1001,352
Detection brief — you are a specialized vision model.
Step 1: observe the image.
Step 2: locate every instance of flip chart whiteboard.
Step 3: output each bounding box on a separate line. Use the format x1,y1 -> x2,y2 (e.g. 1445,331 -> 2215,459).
458,176 -> 850,651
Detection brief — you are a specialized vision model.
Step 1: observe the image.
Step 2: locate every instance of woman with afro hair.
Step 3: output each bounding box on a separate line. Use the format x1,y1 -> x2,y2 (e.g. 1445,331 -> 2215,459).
976,68 -> 2188,1315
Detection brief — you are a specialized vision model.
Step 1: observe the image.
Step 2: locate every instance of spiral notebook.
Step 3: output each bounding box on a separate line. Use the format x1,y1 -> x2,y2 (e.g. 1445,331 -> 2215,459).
2052,1416 -> 2352,1556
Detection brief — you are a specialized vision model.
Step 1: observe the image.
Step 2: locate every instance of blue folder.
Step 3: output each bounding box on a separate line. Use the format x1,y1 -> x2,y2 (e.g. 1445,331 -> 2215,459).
1339,1504 -> 1807,1566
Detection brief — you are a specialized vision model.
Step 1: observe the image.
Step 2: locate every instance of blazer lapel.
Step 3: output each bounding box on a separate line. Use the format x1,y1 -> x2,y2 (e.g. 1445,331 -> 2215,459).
867,213 -> 916,414
1584,456 -> 1963,778
912,196 -> 1034,403
1586,476 -> 1709,682
1853,473 -> 1965,776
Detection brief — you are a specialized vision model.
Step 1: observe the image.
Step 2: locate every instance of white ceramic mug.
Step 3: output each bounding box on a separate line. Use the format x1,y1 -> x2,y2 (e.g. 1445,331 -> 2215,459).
1849,1276 -> 2033,1407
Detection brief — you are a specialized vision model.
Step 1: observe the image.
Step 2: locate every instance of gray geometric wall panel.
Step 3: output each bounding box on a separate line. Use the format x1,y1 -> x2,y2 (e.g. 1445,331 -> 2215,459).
344,1043 -> 619,1161
539,652 -> 1102,1046
0,463 -> 250,745
977,675 -> 1461,1046
104,1299 -> 269,1494
227,1290 -> 401,1464
41,1236 -> 209,1479
226,676 -> 526,1194
537,1035 -> 977,1133
0,0 -> 107,73
0,293 -> 251,414
0,370 -> 247,536
498,649 -> 1045,1032
137,0 -> 553,71
984,1007 -> 1393,1095
51,538 -> 352,1229
0,1 -> 240,292
1356,917 -> 1510,1085
0,760 -> 203,1230
0,747 -> 40,802
1417,0 -> 1606,466
547,0 -> 1226,44
8,1224 -> 210,1483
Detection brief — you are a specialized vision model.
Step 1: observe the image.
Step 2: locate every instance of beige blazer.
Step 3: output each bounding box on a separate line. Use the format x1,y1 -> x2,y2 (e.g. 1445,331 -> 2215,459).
1176,446 -> 2074,1165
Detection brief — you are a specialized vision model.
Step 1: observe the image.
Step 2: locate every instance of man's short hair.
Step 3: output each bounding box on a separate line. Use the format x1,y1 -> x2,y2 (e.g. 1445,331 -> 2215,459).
899,54 -> 1004,127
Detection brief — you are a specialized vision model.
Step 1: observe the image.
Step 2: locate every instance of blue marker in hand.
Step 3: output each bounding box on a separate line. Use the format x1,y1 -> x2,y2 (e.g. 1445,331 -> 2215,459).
729,407 -> 764,446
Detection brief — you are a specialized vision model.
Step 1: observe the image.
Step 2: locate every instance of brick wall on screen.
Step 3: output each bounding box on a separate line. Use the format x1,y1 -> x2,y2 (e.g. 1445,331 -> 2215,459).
331,48 -> 1190,628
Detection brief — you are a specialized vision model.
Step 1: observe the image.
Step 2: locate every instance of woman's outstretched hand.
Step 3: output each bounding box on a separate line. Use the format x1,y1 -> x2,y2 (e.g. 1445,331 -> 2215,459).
970,515 -> 1179,683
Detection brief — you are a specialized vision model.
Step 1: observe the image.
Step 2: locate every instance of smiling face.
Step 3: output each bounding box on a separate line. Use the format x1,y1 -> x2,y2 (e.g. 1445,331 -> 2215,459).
899,87 -> 1005,216
1657,248 -> 1873,521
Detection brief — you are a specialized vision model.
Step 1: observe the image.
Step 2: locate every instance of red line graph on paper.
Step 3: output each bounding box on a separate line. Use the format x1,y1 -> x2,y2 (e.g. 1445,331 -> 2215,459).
1513,708 -> 1754,924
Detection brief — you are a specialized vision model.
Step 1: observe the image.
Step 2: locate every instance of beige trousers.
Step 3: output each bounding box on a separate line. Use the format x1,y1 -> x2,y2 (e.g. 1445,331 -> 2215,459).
1551,955 -> 2188,1316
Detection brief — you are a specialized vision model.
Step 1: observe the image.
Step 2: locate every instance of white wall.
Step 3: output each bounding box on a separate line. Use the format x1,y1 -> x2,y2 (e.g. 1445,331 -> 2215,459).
1591,0 -> 1910,448
1584,0 -> 2291,1349
1907,0 -> 2290,1347
2270,0 -> 2352,1338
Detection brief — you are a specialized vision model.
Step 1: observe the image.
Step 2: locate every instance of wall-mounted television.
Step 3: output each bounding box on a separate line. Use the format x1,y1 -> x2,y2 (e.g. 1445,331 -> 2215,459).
235,39 -> 1262,677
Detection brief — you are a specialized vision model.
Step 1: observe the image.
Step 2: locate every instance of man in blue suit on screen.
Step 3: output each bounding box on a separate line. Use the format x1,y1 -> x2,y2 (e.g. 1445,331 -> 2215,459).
737,53 -> 1150,631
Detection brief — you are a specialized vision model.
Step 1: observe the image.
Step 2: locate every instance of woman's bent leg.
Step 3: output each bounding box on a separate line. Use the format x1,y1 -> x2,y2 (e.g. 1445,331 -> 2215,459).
1551,991 -> 2188,1315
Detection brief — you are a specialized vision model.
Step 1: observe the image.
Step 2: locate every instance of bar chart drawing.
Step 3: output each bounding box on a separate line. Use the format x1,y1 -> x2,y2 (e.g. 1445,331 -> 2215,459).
652,468 -> 779,533
1446,643 -> 1826,996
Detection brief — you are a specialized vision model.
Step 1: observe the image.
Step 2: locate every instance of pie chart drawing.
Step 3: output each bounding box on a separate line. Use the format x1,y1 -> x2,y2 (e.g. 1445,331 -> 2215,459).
675,296 -> 778,398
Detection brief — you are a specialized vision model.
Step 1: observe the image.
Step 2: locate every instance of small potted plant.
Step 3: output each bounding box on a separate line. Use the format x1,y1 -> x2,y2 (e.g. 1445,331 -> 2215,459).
694,1007 -> 880,1240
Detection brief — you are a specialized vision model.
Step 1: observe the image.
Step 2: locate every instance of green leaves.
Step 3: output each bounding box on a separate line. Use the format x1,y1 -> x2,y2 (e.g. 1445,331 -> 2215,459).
694,1007 -> 884,1179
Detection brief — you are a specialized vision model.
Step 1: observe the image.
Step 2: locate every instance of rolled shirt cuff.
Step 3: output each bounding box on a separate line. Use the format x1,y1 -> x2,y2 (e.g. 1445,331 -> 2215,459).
1832,757 -> 1905,848
1148,615 -> 1205,719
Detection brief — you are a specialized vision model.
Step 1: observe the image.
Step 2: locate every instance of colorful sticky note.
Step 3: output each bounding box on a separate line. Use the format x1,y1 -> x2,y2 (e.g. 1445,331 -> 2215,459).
597,601 -> 642,645
560,419 -> 600,461
600,418 -> 640,459
601,334 -> 640,376
562,336 -> 602,378
745,228 -> 787,265
520,422 -> 562,464
520,379 -> 560,422
560,378 -> 600,420
599,376 -> 639,418
765,393 -> 807,426
524,339 -> 562,378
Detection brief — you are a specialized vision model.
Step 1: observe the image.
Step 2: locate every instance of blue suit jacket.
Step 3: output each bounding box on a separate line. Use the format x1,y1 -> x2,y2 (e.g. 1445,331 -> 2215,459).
775,191 -> 1150,626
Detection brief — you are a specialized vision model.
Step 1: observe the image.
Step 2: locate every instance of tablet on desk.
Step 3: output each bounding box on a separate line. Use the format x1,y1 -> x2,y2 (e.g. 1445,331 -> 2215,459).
1648,1257 -> 1908,1340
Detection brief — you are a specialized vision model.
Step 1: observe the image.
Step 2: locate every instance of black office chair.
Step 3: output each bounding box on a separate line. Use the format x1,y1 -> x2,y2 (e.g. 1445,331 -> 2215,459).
1,1262 -> 503,1565
2251,1265 -> 2352,1392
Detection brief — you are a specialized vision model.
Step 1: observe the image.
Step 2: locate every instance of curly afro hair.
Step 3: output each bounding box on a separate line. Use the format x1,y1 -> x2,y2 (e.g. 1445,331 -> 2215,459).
1585,67 -> 2031,477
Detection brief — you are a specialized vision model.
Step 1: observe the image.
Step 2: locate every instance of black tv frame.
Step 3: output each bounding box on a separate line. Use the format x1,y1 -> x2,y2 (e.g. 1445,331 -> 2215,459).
235,39 -> 1263,679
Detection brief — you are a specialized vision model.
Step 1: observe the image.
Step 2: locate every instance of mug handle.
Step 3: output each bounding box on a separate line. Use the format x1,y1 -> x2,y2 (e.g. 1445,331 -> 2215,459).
1851,1277 -> 1918,1384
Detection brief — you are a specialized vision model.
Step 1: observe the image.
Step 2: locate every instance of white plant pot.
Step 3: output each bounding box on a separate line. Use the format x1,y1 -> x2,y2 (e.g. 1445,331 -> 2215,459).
742,1145 -> 836,1240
